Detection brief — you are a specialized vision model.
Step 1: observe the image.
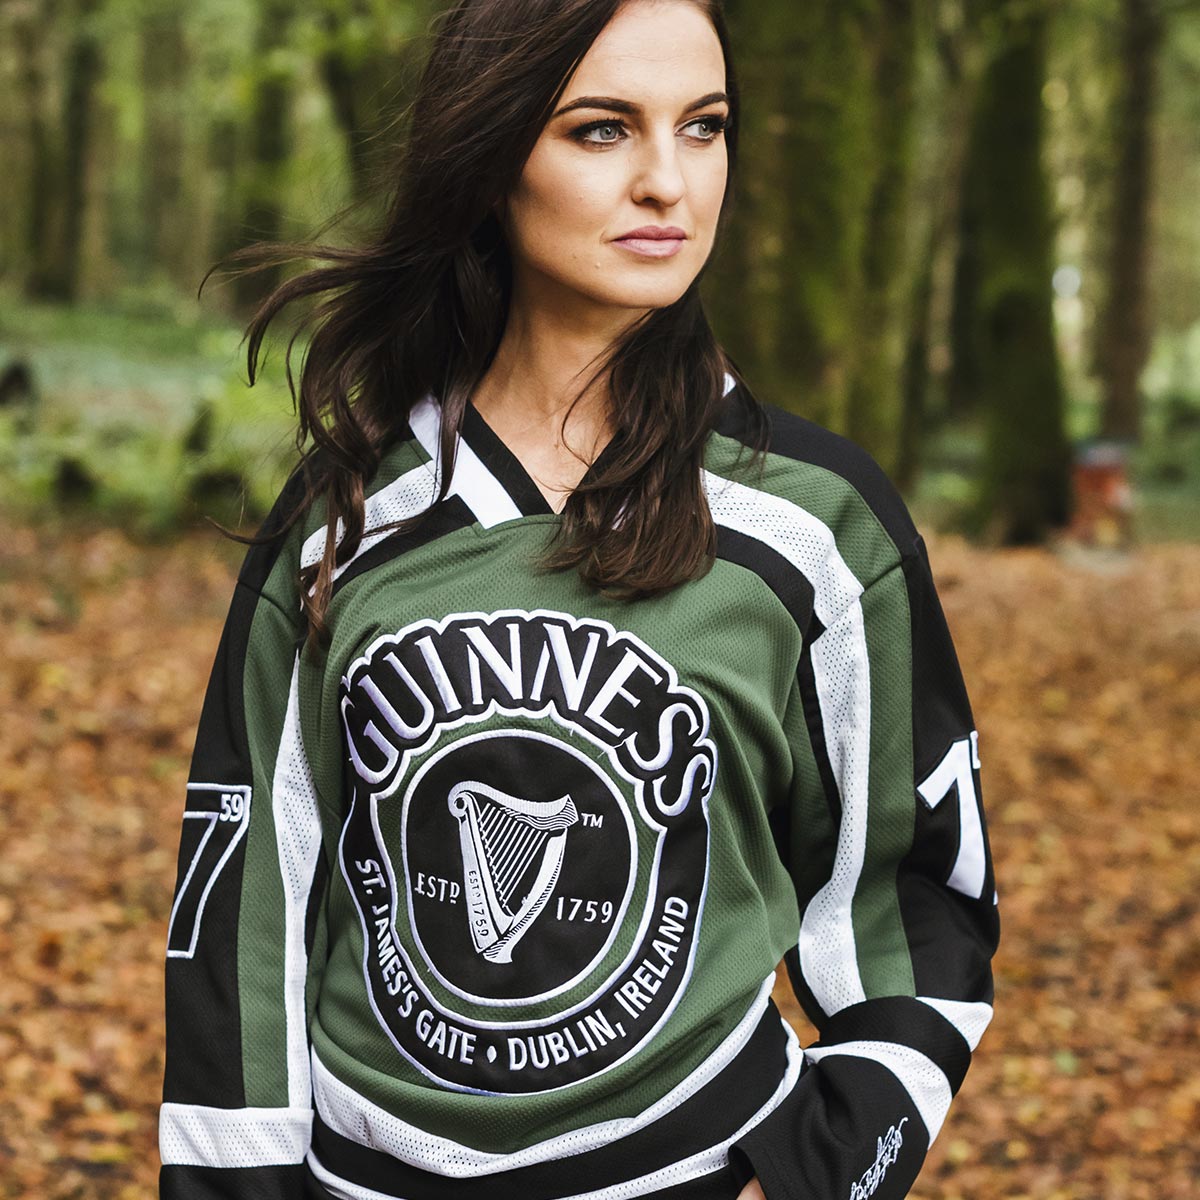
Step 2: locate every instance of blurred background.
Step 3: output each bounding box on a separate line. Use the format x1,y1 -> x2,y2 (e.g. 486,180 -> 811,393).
0,0 -> 1197,1197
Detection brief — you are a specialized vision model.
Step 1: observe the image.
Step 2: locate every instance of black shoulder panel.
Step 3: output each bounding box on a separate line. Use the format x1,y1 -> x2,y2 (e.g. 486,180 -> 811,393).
236,461 -> 313,597
717,384 -> 920,559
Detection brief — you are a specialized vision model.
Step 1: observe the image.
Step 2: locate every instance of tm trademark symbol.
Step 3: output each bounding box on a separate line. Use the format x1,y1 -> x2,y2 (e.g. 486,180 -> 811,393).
582,812 -> 604,829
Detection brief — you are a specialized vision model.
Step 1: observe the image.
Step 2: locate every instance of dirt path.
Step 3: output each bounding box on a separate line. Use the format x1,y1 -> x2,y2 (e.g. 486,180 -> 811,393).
1,525 -> 1197,1199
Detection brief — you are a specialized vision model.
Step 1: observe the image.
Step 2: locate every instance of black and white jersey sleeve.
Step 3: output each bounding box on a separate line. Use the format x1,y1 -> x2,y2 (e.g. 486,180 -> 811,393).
159,476 -> 330,1200
719,410 -> 1001,1200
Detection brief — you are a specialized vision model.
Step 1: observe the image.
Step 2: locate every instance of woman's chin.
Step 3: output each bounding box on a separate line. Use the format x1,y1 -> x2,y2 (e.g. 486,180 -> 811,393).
591,278 -> 693,314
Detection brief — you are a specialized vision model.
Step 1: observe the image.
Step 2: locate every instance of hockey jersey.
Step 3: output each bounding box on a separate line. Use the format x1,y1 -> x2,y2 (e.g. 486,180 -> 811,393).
159,375 -> 1000,1200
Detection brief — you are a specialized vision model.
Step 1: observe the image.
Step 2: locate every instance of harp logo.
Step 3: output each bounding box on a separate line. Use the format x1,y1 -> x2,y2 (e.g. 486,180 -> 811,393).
447,780 -> 578,964
399,726 -> 635,1005
338,609 -> 717,1094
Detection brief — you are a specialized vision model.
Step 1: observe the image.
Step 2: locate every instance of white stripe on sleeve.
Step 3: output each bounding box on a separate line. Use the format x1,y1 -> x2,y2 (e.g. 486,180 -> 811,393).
702,470 -> 871,1016
802,1040 -> 953,1143
272,654 -> 325,1108
916,996 -> 994,1052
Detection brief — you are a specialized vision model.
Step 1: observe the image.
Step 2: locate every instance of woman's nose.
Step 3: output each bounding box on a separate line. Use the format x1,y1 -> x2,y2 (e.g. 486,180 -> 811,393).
630,132 -> 687,207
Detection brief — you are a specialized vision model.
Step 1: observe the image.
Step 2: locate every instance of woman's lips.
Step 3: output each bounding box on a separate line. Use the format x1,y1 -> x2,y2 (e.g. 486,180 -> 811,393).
614,236 -> 685,258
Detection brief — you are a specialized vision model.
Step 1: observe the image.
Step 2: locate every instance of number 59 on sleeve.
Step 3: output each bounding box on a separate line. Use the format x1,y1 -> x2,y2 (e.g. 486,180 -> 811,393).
166,782 -> 252,959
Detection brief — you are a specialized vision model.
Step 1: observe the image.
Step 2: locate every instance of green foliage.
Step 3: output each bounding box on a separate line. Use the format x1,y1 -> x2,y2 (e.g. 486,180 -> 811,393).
1140,319 -> 1200,438
1128,319 -> 1200,506
0,296 -> 301,534
5,0 -> 1200,545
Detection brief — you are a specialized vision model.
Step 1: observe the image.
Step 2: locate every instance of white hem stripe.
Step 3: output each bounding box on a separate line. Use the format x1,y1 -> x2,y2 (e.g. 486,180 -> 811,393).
311,974 -> 779,1175
305,1016 -> 803,1200
159,1103 -> 313,1168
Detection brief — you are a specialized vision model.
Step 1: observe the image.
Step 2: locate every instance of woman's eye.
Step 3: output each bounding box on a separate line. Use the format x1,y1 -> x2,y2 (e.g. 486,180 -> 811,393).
687,115 -> 728,141
577,121 -> 626,146
573,115 -> 728,148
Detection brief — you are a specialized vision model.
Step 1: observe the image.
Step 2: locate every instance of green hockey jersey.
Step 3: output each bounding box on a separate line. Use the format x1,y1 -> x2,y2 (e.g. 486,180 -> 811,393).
159,375 -> 999,1200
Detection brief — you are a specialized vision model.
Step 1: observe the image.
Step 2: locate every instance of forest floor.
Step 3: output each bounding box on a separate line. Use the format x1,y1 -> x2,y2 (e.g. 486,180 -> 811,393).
0,521 -> 1197,1199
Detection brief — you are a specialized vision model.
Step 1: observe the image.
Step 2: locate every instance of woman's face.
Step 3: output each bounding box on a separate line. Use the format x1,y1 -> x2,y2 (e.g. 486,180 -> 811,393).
501,0 -> 730,322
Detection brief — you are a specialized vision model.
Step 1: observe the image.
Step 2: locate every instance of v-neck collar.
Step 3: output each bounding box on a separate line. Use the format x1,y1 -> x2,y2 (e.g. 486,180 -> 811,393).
413,374 -> 740,527
459,397 -> 623,517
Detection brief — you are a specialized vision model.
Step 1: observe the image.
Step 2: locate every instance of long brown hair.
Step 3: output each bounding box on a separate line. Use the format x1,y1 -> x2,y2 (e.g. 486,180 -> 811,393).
207,0 -> 766,651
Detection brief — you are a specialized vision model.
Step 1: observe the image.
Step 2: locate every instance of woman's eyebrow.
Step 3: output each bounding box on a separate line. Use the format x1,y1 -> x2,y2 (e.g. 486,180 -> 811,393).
552,91 -> 729,118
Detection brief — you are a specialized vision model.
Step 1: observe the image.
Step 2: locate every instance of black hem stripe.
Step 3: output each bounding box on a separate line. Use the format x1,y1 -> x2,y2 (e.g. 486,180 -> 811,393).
308,999 -> 790,1200
303,1161 -> 743,1200
162,1162 -> 309,1200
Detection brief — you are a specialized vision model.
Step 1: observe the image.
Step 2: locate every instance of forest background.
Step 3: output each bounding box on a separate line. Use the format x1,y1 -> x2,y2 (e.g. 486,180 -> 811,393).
0,0 -> 1197,1197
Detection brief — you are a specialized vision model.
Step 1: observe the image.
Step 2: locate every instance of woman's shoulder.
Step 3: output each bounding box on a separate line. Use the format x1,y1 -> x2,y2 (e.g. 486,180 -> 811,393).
708,379 -> 922,573
224,457 -> 320,615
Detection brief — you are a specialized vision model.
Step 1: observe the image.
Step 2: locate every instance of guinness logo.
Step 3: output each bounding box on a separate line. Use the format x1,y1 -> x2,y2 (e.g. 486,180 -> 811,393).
337,609 -> 717,1094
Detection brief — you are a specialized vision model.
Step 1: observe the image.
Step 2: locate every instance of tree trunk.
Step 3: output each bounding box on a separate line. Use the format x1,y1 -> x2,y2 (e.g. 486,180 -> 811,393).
896,0 -> 987,487
139,5 -> 190,285
1095,0 -> 1162,443
947,133 -> 984,419
76,63 -> 116,301
0,3 -> 32,284
233,0 -> 297,313
308,0 -> 438,221
58,0 -> 104,301
316,1 -> 375,204
945,1 -> 1009,424
896,223 -> 936,492
702,0 -> 769,385
17,0 -> 68,299
714,0 -> 877,432
844,0 -> 919,476
971,1 -> 1072,543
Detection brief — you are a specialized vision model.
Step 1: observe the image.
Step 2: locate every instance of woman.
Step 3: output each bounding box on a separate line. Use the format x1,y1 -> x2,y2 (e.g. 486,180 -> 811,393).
159,2 -> 999,1198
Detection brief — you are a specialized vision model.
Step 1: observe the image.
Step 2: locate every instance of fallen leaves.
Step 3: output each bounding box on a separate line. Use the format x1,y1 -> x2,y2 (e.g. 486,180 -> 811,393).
1,524 -> 1197,1198
0,521 -> 239,1200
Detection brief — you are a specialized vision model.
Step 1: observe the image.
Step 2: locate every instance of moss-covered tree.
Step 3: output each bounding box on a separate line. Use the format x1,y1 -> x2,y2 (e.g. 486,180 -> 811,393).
232,0 -> 298,311
967,0 -> 1072,542
1095,0 -> 1165,442
710,0 -> 878,434
843,0 -> 920,475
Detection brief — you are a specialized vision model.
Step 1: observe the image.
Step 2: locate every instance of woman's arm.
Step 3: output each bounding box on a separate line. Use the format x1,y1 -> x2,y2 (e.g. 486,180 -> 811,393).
728,531 -> 1000,1200
159,483 -> 330,1199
